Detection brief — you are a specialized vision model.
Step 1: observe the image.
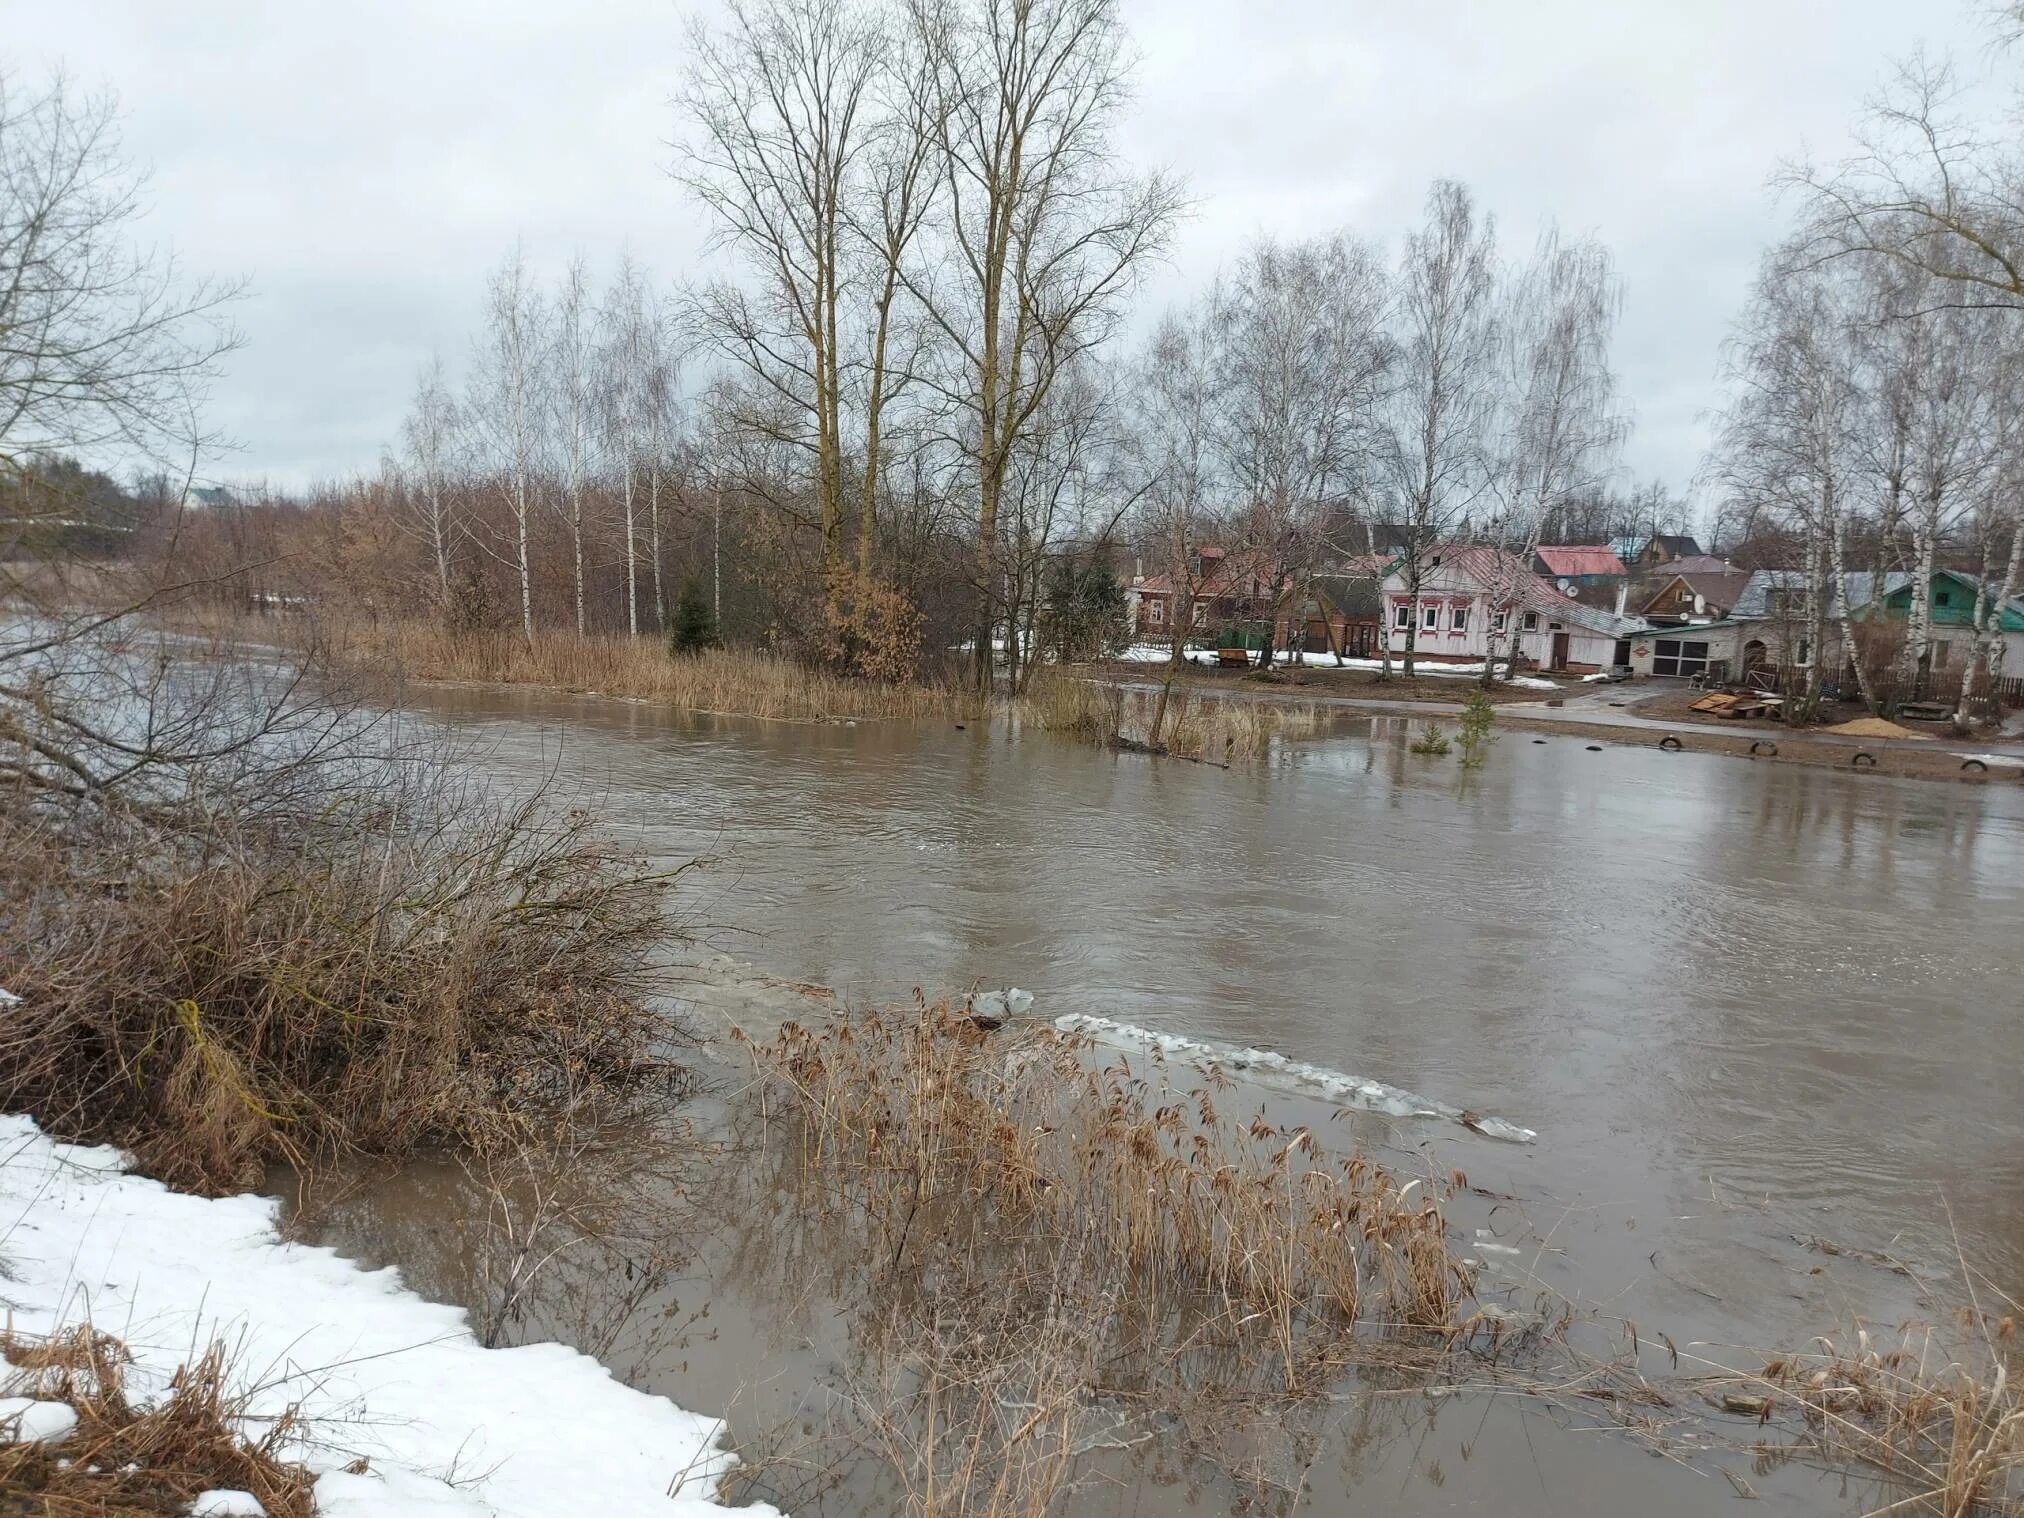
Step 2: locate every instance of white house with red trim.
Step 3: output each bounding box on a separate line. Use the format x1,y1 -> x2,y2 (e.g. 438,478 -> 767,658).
1382,546 -> 1646,674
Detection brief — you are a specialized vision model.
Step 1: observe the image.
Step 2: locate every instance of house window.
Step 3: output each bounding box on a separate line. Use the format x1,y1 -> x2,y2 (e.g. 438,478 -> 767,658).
1652,638 -> 1711,678
1421,605 -> 1439,631
1451,606 -> 1470,633
1146,598 -> 1164,628
1521,611 -> 1539,632
1493,609 -> 1508,634
1936,589 -> 1952,607
1394,603 -> 1411,629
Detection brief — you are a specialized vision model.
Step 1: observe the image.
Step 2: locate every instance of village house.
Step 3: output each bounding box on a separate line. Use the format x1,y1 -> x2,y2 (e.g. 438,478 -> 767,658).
1129,546 -> 1382,656
1639,567 -> 1753,625
1530,545 -> 1628,609
1381,545 -> 1645,674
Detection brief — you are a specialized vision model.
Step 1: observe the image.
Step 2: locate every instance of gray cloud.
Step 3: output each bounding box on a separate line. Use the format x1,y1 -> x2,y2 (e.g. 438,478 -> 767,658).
14,0 -> 1996,509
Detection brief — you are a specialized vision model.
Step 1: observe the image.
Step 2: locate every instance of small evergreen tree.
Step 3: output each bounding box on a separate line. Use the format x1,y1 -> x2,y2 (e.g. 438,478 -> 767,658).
1456,689 -> 1497,768
669,580 -> 719,656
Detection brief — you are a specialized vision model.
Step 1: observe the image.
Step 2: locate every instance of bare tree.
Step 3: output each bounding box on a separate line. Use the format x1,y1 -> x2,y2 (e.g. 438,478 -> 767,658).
552,257 -> 596,636
397,354 -> 464,612
1374,180 -> 1499,679
1479,228 -> 1627,683
0,71 -> 241,531
1129,304 -> 1223,747
642,295 -> 684,631
907,0 -> 1186,690
1215,233 -> 1393,669
1783,54 -> 2024,316
677,0 -> 889,579
600,254 -> 654,637
1711,254 -> 1865,719
469,248 -> 547,645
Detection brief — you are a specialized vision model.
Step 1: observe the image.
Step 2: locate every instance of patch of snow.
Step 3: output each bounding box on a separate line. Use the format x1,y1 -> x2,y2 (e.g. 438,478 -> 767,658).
0,987 -> 19,1005
189,1492 -> 268,1517
1053,1014 -> 1536,1143
1112,643 -> 1561,689
1955,752 -> 2024,769
968,988 -> 1035,1019
0,1114 -> 779,1518
0,1395 -> 79,1443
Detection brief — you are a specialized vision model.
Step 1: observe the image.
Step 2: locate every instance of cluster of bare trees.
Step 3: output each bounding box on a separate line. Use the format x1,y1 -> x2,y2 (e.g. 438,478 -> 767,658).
393,250 -> 686,643
1708,13 -> 2024,723
1129,180 -> 1628,689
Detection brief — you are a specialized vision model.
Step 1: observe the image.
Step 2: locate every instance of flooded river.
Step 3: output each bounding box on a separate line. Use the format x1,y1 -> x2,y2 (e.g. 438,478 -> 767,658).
321,685 -> 2024,1515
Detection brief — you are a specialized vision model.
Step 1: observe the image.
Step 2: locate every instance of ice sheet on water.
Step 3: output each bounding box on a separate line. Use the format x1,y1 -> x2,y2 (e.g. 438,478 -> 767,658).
1053,1013 -> 1536,1143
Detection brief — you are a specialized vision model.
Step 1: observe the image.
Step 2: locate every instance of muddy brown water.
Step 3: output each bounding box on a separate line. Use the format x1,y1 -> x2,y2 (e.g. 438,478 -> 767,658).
300,685 -> 2024,1516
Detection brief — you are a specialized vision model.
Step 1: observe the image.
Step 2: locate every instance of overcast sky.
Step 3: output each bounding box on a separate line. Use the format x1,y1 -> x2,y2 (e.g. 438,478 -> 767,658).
12,1 -> 2005,512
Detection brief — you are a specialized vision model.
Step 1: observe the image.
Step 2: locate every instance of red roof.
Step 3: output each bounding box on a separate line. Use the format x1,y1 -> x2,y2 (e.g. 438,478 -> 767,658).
1535,545 -> 1627,578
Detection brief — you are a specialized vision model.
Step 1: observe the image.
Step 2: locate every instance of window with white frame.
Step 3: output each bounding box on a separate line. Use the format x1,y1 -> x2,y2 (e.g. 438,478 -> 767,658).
1521,610 -> 1539,632
1146,598 -> 1164,627
1493,609 -> 1508,634
1421,604 -> 1439,630
1451,605 -> 1470,633
1394,603 -> 1411,629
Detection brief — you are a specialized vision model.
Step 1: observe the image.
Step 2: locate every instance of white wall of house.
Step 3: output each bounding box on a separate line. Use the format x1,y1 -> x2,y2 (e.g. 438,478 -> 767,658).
1381,564 -> 1622,671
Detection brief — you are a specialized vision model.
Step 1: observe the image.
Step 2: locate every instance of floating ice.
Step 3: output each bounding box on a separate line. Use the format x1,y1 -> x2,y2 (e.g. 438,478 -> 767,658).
1053,1013 -> 1536,1143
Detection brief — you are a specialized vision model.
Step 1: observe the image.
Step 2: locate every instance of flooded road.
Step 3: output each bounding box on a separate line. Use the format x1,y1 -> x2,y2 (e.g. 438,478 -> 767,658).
313,684 -> 2024,1515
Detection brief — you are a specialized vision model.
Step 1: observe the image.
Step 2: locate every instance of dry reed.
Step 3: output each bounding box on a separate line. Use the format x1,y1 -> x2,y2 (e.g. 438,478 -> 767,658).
1023,671 -> 1321,762
274,612 -> 952,723
0,1325 -> 315,1517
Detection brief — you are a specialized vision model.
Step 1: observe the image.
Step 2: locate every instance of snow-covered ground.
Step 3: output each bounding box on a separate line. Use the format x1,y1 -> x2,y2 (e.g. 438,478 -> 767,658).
0,1112 -> 777,1518
1112,642 -> 1560,690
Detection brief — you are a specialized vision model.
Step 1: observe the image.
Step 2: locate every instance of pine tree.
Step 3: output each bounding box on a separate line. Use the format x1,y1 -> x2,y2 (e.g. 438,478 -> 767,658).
669,580 -> 719,656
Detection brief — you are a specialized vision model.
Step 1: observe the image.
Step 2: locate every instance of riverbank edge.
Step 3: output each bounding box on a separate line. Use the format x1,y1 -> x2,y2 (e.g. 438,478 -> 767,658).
0,1107 -> 777,1518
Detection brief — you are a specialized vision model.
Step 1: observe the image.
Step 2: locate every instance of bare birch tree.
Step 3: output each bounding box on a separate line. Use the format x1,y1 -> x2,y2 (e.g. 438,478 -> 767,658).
907,0 -> 1185,690
600,255 -> 653,637
398,353 -> 463,611
469,247 -> 547,645
552,257 -> 596,636
1374,181 -> 1498,679
1129,303 -> 1223,747
1215,233 -> 1393,669
1479,229 -> 1627,683
1712,256 -> 1864,719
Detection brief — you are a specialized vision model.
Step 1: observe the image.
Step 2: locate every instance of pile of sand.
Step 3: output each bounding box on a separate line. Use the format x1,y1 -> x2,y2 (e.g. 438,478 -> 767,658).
1821,716 -> 1928,740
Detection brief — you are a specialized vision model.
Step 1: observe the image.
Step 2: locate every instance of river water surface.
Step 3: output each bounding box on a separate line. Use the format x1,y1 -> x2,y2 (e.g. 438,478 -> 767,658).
338,685 -> 2024,1514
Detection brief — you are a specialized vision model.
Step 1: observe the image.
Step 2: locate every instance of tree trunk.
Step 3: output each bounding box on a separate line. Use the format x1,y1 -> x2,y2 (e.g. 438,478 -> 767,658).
649,453 -> 665,630
623,455 -> 639,638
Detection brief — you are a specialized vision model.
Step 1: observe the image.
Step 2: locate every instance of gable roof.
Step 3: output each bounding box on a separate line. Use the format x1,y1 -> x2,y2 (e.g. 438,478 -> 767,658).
1392,544 -> 1647,636
1877,569 -> 2024,629
1641,569 -> 1753,616
1534,545 -> 1627,578
1646,534 -> 1703,557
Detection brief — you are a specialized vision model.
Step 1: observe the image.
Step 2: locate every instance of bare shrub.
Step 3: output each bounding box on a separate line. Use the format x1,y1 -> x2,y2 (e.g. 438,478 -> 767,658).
815,567 -> 928,686
0,746 -> 691,1193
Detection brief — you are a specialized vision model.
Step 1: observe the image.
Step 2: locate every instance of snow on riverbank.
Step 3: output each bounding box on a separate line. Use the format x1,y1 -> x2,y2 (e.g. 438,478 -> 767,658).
1055,1013 -> 1536,1143
0,1112 -> 777,1518
1111,643 -> 1559,690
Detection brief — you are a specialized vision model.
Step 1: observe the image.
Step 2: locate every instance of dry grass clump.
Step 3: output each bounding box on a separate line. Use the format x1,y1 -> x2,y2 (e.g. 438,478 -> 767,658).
1023,671 -> 1320,762
0,1325 -> 314,1517
1162,692 -> 1321,760
1741,1322 -> 2022,1517
0,785 -> 689,1195
726,998 -> 1480,1516
310,615 -> 950,723
744,998 -> 1475,1379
